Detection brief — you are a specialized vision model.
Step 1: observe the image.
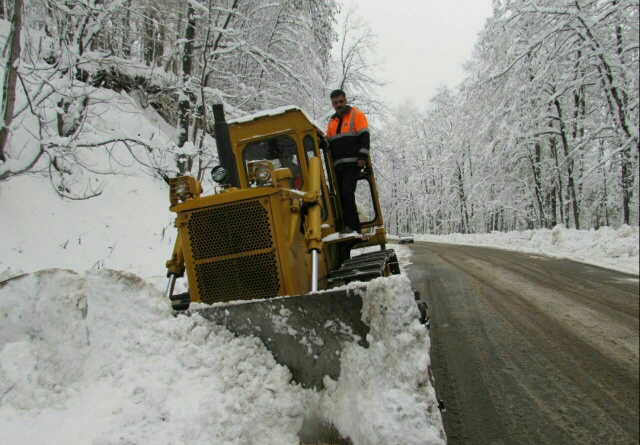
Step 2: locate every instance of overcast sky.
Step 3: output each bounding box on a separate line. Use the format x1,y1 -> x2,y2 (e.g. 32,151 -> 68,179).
340,0 -> 494,107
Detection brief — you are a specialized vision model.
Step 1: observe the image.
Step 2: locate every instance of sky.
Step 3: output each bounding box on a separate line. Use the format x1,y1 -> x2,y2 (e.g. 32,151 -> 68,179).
342,0 -> 494,106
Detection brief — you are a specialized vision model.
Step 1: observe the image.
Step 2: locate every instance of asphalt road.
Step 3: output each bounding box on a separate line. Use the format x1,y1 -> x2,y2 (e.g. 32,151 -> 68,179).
404,242 -> 639,445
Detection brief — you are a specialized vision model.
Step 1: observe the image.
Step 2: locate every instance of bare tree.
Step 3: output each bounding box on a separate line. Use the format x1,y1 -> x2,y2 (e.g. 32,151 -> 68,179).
1,0 -> 343,196
0,0 -> 23,164
331,1 -> 386,116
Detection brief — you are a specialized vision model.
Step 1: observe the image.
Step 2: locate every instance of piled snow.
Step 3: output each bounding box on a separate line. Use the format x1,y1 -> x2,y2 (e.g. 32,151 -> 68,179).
414,224 -> 639,276
0,269 -> 444,445
0,269 -> 306,444
320,276 -> 445,444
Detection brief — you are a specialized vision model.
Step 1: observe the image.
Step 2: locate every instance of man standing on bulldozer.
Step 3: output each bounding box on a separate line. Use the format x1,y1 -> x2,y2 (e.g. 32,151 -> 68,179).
325,89 -> 371,234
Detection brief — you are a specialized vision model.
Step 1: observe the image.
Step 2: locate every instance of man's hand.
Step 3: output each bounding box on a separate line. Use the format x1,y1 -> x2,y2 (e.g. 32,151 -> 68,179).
357,159 -> 366,168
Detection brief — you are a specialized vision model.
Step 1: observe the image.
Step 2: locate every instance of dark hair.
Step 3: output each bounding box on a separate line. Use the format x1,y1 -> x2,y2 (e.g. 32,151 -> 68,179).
330,89 -> 346,99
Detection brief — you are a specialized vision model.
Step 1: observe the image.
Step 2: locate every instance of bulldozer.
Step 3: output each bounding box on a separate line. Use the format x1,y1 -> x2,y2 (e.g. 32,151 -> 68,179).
164,104 -> 423,392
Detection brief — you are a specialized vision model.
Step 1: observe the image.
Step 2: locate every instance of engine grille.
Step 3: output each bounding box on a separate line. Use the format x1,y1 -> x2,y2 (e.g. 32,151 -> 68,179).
195,252 -> 280,303
185,198 -> 282,304
188,200 -> 273,260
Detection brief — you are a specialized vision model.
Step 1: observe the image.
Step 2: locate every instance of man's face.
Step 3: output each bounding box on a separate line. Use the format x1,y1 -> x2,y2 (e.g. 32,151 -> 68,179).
331,95 -> 347,115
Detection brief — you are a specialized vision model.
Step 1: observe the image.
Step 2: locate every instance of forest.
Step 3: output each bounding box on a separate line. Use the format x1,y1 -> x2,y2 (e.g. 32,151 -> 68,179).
1,0 -> 638,234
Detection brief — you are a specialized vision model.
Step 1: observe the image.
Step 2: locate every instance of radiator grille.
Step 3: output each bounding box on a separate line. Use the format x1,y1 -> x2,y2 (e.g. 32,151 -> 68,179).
185,198 -> 282,303
187,200 -> 273,260
196,252 -> 280,303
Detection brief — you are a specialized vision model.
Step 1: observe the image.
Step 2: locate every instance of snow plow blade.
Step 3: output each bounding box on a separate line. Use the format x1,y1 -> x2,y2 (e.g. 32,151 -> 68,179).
186,285 -> 369,390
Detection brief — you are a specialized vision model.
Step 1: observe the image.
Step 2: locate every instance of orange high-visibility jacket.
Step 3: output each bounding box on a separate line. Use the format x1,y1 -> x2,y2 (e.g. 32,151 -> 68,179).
325,106 -> 370,167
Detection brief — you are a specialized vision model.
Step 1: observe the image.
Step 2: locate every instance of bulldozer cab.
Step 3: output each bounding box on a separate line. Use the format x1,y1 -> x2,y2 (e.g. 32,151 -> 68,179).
226,106 -> 384,234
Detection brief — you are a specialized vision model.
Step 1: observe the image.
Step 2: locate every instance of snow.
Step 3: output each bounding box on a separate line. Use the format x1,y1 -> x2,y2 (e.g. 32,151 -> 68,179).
1,150 -> 637,445
0,268 -> 444,444
321,277 -> 444,444
1,41 -> 637,442
408,224 -> 639,276
0,269 -> 307,445
229,105 -> 326,134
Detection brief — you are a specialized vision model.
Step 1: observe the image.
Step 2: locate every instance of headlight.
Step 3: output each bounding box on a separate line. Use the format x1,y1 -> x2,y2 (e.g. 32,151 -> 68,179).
169,176 -> 201,206
174,182 -> 190,201
254,164 -> 272,185
211,165 -> 228,184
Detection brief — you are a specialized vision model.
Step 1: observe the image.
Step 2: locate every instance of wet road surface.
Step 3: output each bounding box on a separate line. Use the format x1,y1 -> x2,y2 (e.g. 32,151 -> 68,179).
405,242 -> 639,445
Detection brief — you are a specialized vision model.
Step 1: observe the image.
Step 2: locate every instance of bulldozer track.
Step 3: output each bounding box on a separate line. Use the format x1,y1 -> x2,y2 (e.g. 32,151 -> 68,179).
328,249 -> 399,285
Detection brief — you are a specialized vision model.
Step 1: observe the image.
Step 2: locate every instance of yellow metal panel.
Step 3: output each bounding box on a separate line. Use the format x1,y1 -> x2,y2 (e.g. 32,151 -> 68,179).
178,196 -> 285,304
170,186 -> 277,213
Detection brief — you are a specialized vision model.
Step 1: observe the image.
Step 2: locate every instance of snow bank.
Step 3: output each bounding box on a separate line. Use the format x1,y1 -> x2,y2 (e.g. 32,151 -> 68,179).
318,275 -> 445,444
0,269 -> 306,445
416,224 -> 639,275
0,269 -> 444,445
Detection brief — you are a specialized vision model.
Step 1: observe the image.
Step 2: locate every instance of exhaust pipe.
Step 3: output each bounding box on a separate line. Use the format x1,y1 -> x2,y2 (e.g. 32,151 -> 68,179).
212,104 -> 240,188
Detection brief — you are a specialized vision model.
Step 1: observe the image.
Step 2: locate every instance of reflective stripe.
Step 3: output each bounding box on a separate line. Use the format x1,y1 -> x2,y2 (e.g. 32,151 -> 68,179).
359,148 -> 369,155
327,131 -> 358,141
326,127 -> 369,140
333,157 -> 359,166
349,110 -> 357,132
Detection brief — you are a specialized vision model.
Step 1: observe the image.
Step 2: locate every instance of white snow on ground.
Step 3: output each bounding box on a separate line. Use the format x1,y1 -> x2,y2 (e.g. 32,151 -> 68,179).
409,225 -> 639,276
321,276 -> 444,445
0,269 -> 307,445
0,268 -> 445,445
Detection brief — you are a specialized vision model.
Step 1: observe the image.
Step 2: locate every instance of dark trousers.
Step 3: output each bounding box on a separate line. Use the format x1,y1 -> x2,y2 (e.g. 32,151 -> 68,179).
336,165 -> 360,231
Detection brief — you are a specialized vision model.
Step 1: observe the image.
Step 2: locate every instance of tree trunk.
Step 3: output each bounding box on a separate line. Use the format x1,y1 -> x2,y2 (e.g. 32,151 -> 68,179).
529,143 -> 546,228
615,17 -> 637,225
621,155 -> 633,225
549,185 -> 557,228
176,4 -> 196,174
122,1 -> 131,57
0,0 -> 23,162
579,5 -> 638,224
554,99 -> 580,229
456,162 -> 470,234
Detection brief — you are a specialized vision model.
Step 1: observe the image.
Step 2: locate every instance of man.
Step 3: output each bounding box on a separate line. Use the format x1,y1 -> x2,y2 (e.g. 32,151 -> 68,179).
325,89 -> 370,234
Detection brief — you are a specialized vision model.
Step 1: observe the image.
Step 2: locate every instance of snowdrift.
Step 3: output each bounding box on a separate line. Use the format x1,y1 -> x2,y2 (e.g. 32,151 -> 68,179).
416,224 -> 639,275
0,269 -> 445,445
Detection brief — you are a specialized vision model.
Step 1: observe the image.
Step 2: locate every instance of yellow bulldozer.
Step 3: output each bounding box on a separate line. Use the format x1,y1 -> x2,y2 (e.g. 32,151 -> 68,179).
164,104 -> 424,390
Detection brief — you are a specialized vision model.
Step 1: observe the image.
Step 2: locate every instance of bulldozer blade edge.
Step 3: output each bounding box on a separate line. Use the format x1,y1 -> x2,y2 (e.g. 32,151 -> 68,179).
187,285 -> 369,390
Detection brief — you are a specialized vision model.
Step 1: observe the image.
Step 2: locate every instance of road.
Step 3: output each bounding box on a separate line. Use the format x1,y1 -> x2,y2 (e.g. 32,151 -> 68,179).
404,242 -> 639,445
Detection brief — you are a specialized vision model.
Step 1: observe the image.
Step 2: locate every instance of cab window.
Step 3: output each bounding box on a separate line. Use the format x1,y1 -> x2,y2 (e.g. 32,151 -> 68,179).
303,134 -> 316,162
243,135 -> 303,190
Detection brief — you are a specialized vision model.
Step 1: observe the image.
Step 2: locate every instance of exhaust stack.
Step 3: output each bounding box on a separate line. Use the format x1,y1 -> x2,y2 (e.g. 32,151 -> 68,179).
212,104 -> 240,187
